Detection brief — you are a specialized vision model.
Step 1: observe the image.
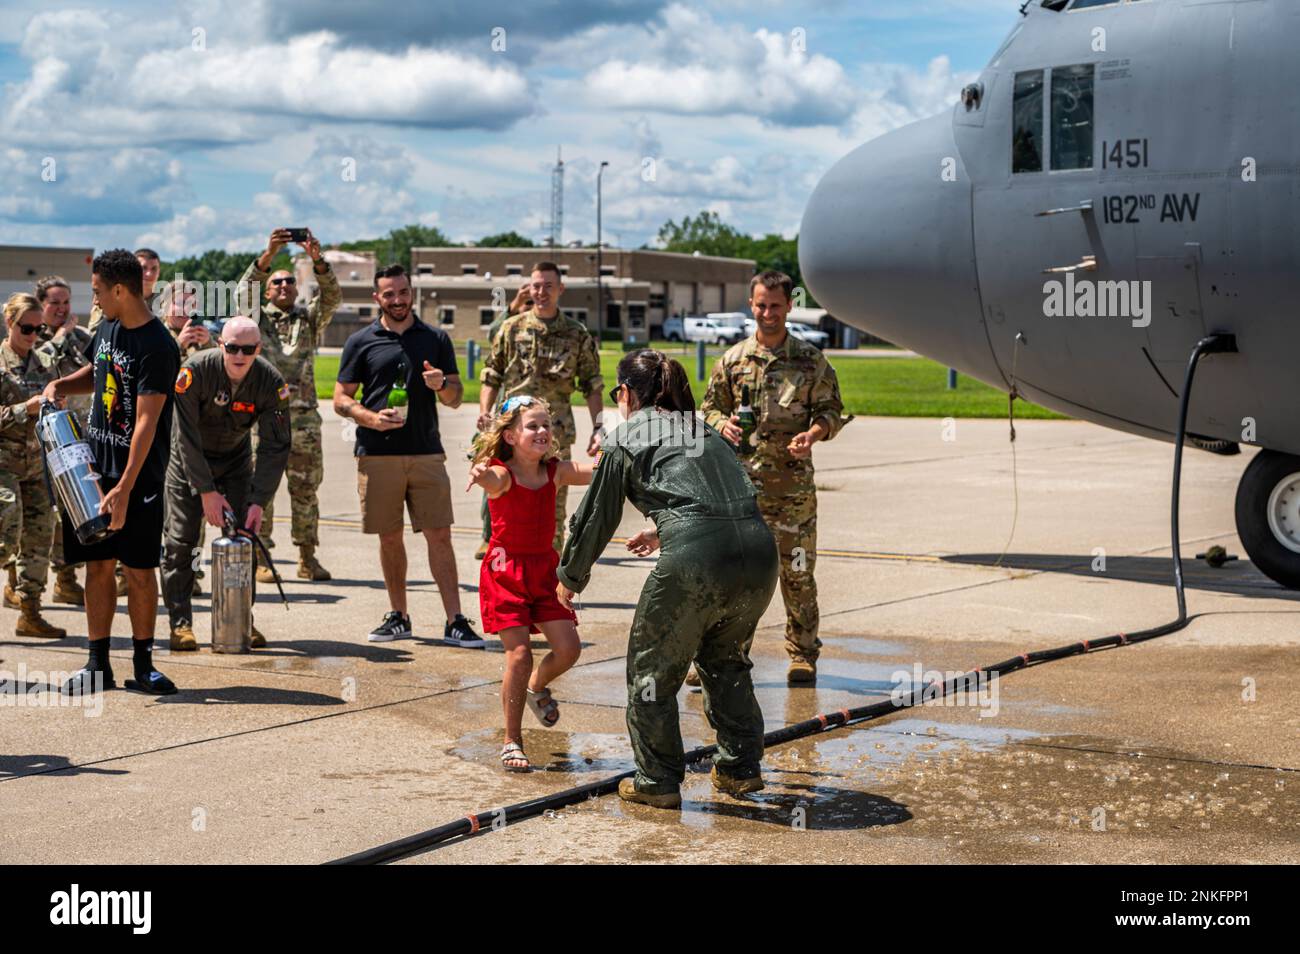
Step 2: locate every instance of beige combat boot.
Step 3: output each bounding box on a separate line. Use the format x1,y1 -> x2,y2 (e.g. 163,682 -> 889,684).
787,655 -> 817,685
711,765 -> 765,796
617,777 -> 682,809
15,598 -> 66,638
4,564 -> 20,609
297,546 -> 331,581
249,622 -> 266,649
53,567 -> 85,606
170,622 -> 197,652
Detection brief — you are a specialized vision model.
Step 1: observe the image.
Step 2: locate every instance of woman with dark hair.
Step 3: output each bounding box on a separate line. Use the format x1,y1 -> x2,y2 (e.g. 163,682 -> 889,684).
557,349 -> 778,808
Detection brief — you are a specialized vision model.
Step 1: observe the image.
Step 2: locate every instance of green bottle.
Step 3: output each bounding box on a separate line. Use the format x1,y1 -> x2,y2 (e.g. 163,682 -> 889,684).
388,357 -> 410,422
737,384 -> 757,455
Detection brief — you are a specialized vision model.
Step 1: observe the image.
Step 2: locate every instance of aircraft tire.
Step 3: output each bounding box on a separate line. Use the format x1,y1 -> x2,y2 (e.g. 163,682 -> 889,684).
1234,449 -> 1300,590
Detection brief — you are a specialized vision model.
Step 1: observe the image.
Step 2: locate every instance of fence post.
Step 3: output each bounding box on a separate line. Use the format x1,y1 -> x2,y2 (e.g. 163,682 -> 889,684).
696,339 -> 706,382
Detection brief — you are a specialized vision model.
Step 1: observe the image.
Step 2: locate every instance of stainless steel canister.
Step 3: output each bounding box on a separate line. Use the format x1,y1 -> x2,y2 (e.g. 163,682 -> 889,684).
210,532 -> 254,653
36,406 -> 113,545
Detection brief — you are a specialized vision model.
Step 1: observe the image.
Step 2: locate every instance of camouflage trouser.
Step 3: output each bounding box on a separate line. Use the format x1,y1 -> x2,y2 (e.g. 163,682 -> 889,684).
259,407 -> 323,548
0,471 -> 55,598
756,488 -> 821,662
625,514 -> 778,794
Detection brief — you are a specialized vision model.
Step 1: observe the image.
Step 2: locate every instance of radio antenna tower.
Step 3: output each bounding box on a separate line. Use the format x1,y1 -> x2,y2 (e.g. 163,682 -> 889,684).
549,146 -> 564,248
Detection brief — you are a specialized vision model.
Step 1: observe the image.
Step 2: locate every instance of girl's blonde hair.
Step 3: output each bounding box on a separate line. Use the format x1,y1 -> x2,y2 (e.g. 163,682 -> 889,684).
471,396 -> 553,467
3,293 -> 42,328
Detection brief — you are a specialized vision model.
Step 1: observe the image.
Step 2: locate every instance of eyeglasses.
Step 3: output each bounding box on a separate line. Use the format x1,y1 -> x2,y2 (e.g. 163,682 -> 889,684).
17,322 -> 44,335
608,381 -> 626,405
500,395 -> 537,414
270,277 -> 296,287
223,342 -> 258,356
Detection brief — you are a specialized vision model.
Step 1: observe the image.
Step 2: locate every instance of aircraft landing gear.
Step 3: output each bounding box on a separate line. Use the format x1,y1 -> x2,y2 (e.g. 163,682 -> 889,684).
1234,449 -> 1300,589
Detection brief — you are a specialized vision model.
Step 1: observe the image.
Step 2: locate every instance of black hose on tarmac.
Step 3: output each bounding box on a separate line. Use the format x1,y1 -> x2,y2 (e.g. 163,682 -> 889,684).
327,334 -> 1237,865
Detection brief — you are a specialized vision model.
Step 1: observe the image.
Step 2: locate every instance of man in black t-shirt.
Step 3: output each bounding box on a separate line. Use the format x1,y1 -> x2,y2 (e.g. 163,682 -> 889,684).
44,249 -> 181,696
333,264 -> 482,647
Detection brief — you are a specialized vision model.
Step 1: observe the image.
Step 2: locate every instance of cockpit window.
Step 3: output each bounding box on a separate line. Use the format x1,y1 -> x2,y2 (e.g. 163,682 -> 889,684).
1070,0 -> 1119,8
1050,64 -> 1094,170
1012,70 -> 1044,173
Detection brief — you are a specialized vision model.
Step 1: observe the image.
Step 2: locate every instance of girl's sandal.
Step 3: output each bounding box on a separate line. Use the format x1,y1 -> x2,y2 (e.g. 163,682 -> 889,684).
501,742 -> 530,773
525,687 -> 560,727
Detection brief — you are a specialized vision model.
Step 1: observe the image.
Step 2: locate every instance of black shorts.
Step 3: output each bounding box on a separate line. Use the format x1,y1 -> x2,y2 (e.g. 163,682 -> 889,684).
61,479 -> 166,570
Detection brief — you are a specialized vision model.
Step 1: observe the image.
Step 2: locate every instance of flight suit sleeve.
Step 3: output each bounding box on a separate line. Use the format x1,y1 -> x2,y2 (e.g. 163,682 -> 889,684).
307,262 -> 341,341
700,355 -> 735,432
575,328 -> 604,398
809,354 -> 850,441
250,370 -> 292,507
481,316 -> 513,388
173,361 -> 217,494
557,445 -> 630,593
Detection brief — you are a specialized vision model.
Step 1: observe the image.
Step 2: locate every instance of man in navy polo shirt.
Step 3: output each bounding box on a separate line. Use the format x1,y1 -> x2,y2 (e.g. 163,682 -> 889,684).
332,264 -> 482,647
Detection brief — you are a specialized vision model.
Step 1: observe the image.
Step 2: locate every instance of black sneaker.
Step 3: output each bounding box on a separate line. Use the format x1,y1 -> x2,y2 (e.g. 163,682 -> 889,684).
443,614 -> 485,649
368,611 -> 412,642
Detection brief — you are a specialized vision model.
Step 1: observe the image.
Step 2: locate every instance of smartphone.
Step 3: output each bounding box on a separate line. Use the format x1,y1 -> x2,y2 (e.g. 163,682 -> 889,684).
286,228 -> 310,243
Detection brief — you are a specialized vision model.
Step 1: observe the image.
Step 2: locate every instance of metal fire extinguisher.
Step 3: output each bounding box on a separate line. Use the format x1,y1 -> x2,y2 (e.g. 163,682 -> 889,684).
37,403 -> 114,546
210,509 -> 287,654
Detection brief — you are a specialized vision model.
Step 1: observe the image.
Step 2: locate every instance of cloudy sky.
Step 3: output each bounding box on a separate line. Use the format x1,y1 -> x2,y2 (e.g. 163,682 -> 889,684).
1,0 -> 1016,258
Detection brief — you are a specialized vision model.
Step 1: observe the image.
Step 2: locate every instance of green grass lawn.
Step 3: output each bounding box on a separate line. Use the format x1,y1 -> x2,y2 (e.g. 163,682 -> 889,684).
315,350 -> 1063,419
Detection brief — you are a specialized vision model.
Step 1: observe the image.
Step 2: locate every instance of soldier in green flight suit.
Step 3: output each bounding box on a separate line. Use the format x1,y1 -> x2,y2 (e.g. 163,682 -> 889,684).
701,270 -> 850,685
557,350 -> 779,809
240,228 -> 339,583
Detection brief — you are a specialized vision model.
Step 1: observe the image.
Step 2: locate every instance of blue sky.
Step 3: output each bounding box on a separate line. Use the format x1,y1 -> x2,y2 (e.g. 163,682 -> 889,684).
0,0 -> 1016,258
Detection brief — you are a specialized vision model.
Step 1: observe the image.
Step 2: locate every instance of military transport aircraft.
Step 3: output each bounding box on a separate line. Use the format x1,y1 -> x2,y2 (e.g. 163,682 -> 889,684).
800,0 -> 1300,589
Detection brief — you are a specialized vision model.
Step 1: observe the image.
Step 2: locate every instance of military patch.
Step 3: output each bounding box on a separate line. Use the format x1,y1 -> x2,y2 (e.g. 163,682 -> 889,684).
277,383 -> 291,402
214,389 -> 230,406
232,401 -> 256,413
593,449 -> 603,470
175,368 -> 193,394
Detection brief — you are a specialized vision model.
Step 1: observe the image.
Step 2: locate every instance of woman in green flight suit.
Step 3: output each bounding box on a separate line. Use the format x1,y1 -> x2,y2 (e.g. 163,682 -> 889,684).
557,349 -> 778,808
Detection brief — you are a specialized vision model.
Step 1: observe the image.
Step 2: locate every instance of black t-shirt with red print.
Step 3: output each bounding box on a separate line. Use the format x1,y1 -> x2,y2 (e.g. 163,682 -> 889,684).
82,316 -> 180,489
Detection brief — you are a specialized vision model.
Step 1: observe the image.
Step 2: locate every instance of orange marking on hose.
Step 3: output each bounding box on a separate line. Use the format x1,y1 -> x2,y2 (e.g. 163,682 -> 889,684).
466,814 -> 480,834
1118,633 -> 1128,645
1080,640 -> 1091,652
817,713 -> 829,728
837,709 -> 850,724
1019,653 -> 1030,666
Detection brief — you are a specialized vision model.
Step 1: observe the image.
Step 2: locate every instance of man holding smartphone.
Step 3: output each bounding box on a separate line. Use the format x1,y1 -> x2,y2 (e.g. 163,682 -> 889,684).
240,228 -> 339,583
44,249 -> 181,696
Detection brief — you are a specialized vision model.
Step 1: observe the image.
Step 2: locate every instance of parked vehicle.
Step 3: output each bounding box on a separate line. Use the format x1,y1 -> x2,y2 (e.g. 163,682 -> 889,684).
662,317 -> 685,342
787,322 -> 830,349
684,317 -> 745,346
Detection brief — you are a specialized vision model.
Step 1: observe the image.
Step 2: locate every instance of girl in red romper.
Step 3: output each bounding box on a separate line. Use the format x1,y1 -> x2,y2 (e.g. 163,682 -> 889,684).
467,396 -> 593,772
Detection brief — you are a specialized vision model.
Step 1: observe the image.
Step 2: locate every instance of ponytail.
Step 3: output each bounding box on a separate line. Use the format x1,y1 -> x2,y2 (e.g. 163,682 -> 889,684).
616,349 -> 697,434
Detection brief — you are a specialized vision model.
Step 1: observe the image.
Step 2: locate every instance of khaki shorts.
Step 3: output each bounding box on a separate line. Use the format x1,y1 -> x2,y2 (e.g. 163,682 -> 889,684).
357,454 -> 454,534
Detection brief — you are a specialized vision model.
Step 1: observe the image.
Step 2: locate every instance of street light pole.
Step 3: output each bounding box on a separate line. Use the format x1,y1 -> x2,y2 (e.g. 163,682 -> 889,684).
596,160 -> 609,339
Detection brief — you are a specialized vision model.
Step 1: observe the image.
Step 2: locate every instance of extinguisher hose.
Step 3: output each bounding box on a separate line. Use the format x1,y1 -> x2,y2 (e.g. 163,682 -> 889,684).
223,509 -> 289,609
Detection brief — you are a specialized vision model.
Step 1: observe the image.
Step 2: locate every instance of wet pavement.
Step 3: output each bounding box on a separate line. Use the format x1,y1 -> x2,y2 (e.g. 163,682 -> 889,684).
1,408 -> 1296,864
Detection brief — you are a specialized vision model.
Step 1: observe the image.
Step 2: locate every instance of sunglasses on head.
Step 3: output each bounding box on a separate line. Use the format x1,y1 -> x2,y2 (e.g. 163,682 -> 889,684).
17,322 -> 44,335
270,277 -> 296,287
223,342 -> 257,356
500,395 -> 537,414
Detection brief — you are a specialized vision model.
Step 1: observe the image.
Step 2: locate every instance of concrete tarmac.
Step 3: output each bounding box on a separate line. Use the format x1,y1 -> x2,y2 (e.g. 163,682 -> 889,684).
2,405 -> 1296,864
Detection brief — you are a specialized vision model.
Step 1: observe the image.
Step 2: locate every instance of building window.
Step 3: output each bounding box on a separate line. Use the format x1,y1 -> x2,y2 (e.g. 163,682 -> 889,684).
418,264 -> 433,275
462,264 -> 477,275
358,306 -> 372,317
599,265 -> 616,277
1012,70 -> 1044,173
628,304 -> 646,329
562,308 -> 588,325
506,264 -> 522,275
558,265 -> 570,275
439,306 -> 455,326
480,307 -> 497,326
648,292 -> 666,310
1050,64 -> 1094,171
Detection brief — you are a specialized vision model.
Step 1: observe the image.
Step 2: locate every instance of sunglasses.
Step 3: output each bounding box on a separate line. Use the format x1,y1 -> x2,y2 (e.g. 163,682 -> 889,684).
608,381 -> 626,405
17,322 -> 45,335
223,342 -> 258,356
500,395 -> 537,414
270,277 -> 296,287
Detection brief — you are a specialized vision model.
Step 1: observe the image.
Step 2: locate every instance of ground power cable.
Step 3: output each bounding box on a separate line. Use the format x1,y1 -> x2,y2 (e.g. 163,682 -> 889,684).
328,334 -> 1237,865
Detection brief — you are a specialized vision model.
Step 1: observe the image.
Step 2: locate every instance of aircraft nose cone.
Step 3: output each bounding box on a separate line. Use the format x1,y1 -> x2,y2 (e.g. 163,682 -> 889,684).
800,112 -> 995,379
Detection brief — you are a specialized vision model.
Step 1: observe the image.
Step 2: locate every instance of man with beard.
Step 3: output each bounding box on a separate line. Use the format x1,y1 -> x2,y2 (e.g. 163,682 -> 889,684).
332,264 -> 481,647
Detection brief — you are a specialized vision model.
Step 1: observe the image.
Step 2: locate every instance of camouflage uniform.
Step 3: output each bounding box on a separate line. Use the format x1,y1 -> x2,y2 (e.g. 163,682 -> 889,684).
86,291 -> 158,337
481,308 -> 603,551
701,332 -> 850,664
239,259 -> 340,549
0,340 -> 67,599
558,408 -> 778,796
38,325 -> 93,575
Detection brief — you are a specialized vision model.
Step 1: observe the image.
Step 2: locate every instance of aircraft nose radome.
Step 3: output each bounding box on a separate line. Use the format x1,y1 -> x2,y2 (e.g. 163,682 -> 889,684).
800,112 -> 992,378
